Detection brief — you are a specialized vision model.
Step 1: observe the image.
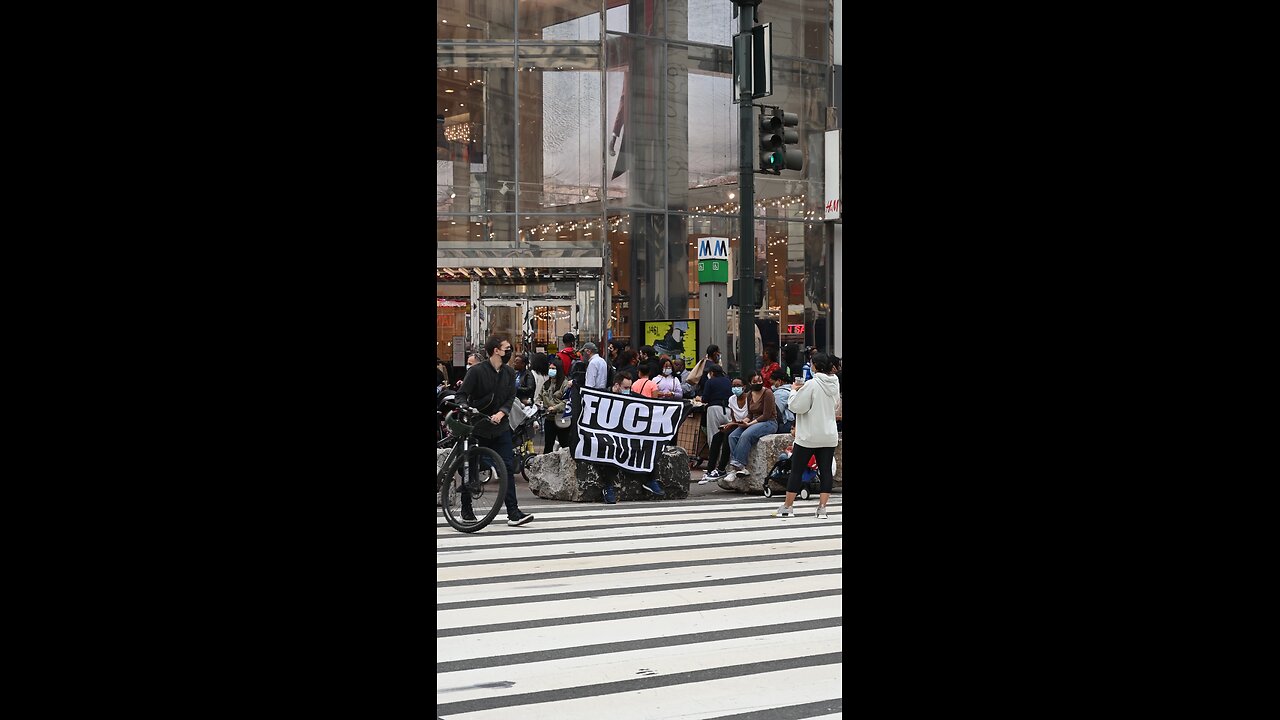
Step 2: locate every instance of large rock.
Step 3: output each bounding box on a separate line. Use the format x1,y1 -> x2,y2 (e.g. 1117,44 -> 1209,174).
718,433 -> 843,495
526,446 -> 691,502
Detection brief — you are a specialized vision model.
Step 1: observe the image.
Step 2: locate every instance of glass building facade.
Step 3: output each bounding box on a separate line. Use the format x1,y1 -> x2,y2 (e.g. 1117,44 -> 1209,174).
437,0 -> 839,372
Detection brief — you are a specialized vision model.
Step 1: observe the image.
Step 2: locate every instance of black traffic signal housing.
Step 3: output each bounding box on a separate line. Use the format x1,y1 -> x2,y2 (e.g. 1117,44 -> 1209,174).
727,276 -> 765,309
758,108 -> 802,175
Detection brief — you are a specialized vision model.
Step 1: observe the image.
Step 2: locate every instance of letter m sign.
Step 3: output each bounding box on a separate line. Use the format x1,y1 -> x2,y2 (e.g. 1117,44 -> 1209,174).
697,236 -> 729,284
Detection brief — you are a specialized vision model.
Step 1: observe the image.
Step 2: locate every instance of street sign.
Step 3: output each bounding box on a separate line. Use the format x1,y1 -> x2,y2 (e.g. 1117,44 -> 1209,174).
697,236 -> 729,283
732,23 -> 772,103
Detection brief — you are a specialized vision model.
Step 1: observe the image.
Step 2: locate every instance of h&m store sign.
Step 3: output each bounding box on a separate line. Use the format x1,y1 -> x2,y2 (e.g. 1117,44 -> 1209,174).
697,236 -> 729,284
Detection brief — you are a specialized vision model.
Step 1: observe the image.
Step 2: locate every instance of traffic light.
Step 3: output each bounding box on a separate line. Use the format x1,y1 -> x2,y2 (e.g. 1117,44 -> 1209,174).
758,108 -> 802,174
727,276 -> 765,308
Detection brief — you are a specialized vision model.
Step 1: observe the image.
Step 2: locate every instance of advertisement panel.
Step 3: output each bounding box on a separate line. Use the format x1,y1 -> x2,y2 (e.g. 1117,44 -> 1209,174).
641,319 -> 699,367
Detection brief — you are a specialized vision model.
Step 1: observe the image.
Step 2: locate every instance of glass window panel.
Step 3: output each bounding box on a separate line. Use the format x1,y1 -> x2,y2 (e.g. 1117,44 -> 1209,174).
437,49 -> 516,214
749,57 -> 827,211
519,0 -> 602,40
518,214 -> 606,246
517,46 -> 605,212
666,0 -> 826,61
605,34 -> 665,210
437,0 -> 516,41
670,0 -> 734,47
670,44 -> 738,202
605,0 -> 664,37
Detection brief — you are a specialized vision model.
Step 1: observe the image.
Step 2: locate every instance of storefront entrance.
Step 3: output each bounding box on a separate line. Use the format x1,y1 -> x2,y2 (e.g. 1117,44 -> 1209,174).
478,299 -> 575,355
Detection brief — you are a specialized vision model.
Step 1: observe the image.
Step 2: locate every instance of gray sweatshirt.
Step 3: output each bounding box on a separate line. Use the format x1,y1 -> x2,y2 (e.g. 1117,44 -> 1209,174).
787,372 -> 840,448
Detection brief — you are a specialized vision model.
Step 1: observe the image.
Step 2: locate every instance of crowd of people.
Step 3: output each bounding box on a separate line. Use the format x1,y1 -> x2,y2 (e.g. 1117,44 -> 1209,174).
437,332 -> 844,520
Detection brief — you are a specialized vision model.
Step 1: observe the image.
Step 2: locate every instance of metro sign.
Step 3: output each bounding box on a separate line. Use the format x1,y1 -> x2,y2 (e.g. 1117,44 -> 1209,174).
697,236 -> 729,284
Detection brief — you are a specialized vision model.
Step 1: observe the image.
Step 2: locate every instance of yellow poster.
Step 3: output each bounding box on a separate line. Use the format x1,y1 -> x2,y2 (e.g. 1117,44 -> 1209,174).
642,319 -> 698,367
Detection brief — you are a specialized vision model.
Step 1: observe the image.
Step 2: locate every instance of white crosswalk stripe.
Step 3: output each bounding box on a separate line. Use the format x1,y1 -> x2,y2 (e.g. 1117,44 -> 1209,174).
437,495 -> 843,719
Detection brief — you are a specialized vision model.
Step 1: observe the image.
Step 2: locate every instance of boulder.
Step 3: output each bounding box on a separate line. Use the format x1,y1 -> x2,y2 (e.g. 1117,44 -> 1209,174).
718,433 -> 843,495
526,446 -> 691,502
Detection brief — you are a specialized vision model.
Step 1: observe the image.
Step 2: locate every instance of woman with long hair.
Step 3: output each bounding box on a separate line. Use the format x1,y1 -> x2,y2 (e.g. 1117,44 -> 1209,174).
537,353 -> 571,453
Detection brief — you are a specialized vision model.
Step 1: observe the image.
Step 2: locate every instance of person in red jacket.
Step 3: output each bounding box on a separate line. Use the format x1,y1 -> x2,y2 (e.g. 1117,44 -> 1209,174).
557,333 -> 579,378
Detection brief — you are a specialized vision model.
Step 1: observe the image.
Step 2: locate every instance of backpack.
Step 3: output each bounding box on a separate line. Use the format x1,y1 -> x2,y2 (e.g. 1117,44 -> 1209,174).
557,348 -> 576,377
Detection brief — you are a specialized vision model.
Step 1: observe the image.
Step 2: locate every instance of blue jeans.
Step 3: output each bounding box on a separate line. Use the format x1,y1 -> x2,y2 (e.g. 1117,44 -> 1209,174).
728,420 -> 777,467
476,429 -> 521,518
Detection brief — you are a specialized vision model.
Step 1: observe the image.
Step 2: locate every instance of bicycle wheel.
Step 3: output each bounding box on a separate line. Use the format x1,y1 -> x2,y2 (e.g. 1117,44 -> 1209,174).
441,446 -> 508,533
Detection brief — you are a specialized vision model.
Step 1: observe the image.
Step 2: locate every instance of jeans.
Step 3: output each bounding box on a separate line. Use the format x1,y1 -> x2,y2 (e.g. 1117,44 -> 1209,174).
476,429 -> 521,518
707,430 -> 732,471
728,420 -> 778,467
787,444 -> 835,494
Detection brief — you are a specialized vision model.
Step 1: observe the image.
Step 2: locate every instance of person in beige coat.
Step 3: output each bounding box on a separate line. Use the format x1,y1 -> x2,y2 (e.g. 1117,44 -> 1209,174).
773,353 -> 840,519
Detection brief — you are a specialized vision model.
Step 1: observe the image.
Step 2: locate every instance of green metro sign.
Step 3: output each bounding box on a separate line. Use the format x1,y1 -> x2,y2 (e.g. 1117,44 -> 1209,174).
697,236 -> 729,283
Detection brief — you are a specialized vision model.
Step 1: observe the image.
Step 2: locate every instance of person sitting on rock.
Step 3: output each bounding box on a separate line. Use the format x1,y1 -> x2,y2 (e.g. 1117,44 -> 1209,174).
700,376 -> 749,483
725,372 -> 778,477
538,354 -> 572,454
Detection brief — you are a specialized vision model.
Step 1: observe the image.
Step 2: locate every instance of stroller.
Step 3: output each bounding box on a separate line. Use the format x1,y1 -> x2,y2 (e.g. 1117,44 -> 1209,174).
510,403 -> 545,483
762,447 -> 828,499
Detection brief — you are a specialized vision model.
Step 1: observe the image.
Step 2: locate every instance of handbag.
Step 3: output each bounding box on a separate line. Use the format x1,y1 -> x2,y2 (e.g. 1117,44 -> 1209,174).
686,356 -> 707,385
554,413 -> 572,429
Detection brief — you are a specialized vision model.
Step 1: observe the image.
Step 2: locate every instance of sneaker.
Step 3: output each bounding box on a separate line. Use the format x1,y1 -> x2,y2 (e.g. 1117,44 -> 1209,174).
461,509 -> 477,522
507,513 -> 533,527
640,482 -> 655,494
603,484 -> 617,504
649,480 -> 666,497
771,504 -> 795,518
702,470 -> 722,482
816,505 -> 828,519
727,461 -> 744,473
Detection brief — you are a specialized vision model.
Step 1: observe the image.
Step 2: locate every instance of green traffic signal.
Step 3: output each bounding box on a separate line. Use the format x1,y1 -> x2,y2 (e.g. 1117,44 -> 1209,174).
757,108 -> 802,174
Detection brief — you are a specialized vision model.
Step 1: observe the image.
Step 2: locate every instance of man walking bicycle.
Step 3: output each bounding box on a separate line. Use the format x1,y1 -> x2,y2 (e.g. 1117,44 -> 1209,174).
457,335 -> 535,527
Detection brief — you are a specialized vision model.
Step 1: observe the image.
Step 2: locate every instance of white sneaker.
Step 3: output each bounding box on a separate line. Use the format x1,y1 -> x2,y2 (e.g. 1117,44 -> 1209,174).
816,505 -> 828,519
771,504 -> 794,518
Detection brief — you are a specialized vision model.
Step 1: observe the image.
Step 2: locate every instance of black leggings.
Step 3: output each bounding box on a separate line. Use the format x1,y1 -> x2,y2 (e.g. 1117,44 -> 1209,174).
707,430 -> 731,471
787,444 -> 835,495
544,423 -> 575,454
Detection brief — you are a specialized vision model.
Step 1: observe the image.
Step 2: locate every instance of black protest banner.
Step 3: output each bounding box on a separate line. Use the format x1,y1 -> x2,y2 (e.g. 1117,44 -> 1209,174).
572,387 -> 687,474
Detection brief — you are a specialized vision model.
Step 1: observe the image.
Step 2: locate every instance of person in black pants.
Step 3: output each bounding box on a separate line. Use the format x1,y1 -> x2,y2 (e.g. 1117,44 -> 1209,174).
457,335 -> 535,527
699,376 -> 747,483
537,357 -> 573,453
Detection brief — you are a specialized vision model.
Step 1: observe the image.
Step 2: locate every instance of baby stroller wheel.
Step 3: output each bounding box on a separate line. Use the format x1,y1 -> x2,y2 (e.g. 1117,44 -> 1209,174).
799,488 -> 810,500
762,483 -> 773,498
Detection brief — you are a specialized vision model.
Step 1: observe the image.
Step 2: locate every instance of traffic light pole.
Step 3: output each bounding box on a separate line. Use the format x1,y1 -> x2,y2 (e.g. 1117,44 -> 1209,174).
737,4 -> 756,379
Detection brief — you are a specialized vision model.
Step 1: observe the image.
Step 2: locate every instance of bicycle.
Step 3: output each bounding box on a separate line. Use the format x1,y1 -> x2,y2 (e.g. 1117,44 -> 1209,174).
436,399 -> 509,533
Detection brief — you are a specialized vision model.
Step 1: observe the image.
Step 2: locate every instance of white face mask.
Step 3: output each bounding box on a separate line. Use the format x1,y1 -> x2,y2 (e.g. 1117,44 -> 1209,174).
548,368 -> 557,377
662,369 -> 672,376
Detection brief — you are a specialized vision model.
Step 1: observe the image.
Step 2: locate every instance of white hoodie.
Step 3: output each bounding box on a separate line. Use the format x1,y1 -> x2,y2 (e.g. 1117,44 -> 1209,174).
787,372 -> 840,448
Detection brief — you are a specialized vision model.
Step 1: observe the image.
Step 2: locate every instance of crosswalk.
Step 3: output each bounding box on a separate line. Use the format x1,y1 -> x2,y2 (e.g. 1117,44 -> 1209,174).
436,495 -> 843,720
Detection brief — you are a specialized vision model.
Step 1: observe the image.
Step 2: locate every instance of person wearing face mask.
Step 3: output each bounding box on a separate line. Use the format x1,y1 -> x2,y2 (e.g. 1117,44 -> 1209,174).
693,344 -> 723,399
724,373 -> 778,476
701,376 -> 750,482
537,355 -> 571,453
457,335 -> 534,527
653,358 -> 683,399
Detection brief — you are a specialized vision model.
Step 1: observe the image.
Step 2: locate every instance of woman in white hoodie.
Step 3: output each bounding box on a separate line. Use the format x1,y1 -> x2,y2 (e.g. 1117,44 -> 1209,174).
773,353 -> 840,519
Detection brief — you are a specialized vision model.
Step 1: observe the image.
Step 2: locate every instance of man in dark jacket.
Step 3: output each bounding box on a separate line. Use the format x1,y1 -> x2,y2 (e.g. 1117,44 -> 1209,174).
457,335 -> 534,526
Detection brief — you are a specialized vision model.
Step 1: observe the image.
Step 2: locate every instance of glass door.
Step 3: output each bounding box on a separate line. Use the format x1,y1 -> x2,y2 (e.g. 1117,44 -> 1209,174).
529,301 -> 574,353
480,300 -> 526,354
479,299 -> 576,355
